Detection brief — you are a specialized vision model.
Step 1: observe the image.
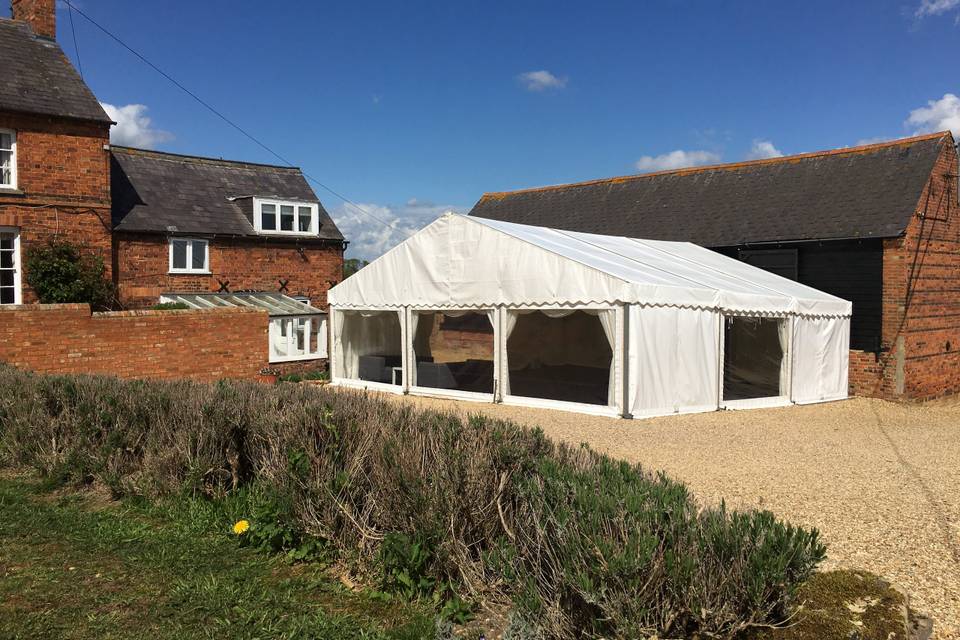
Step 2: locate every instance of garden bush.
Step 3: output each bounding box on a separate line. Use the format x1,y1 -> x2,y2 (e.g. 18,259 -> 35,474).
0,365 -> 826,638
23,239 -> 117,310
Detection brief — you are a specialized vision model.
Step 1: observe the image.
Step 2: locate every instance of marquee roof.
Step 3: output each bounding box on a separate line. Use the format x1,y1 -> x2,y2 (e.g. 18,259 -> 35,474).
328,214 -> 851,317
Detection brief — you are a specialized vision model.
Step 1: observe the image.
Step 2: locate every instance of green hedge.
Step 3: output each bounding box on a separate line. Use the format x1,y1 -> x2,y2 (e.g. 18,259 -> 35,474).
0,366 -> 825,638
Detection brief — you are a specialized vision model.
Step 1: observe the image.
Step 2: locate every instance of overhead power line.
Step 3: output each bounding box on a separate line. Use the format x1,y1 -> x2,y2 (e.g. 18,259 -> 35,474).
66,1 -> 83,78
60,0 -> 410,239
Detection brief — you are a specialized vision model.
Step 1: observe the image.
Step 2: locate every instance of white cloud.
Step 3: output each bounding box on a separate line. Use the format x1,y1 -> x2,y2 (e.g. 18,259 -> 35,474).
914,0 -> 960,18
517,70 -> 567,92
746,139 -> 783,160
100,103 -> 172,148
905,93 -> 960,138
634,149 -> 721,172
855,136 -> 895,146
332,199 -> 466,261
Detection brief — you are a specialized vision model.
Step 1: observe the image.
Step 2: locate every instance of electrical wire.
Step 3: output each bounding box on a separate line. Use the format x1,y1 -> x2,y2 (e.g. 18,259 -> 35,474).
59,0 -> 411,239
66,1 -> 83,79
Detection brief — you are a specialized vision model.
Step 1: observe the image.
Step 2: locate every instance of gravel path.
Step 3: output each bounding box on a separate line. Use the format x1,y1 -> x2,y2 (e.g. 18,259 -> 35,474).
380,393 -> 960,638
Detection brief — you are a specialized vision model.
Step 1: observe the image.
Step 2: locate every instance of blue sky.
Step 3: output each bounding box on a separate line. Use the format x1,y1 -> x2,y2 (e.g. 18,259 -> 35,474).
10,0 -> 960,259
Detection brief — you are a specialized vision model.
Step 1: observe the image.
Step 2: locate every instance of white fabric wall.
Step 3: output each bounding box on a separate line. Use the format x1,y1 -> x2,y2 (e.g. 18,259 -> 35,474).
628,305 -> 719,417
333,311 -> 403,380
500,309 -> 618,407
791,316 -> 850,404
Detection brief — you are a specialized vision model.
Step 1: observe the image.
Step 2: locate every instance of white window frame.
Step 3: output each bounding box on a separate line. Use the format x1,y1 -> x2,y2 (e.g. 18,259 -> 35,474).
253,197 -> 319,237
0,129 -> 16,190
0,226 -> 21,305
168,237 -> 210,274
269,314 -> 327,363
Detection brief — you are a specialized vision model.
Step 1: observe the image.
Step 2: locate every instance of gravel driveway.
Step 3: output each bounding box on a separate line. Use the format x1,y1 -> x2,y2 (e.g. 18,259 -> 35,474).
379,393 -> 960,638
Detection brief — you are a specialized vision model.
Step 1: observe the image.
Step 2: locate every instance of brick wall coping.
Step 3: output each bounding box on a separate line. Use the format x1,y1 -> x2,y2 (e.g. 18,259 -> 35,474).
0,303 -> 264,319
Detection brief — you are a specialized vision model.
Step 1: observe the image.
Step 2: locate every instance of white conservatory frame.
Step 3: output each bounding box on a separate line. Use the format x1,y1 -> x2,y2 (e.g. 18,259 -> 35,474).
161,292 -> 327,363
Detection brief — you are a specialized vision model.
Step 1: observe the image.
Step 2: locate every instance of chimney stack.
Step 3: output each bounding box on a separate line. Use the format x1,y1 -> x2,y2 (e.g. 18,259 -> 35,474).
11,0 -> 56,40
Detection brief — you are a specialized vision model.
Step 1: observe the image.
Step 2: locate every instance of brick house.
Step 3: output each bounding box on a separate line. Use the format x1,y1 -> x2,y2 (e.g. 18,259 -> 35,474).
0,0 -> 345,315
470,134 -> 960,400
0,0 -> 113,305
110,146 -> 345,309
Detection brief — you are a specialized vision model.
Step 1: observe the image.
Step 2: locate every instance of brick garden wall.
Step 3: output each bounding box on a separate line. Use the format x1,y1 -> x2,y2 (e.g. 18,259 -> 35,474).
114,233 -> 343,309
0,304 -> 268,381
0,112 -> 113,300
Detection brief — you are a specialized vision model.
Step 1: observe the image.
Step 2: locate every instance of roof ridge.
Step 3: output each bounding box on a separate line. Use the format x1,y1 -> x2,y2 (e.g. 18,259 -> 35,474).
480,131 -> 952,199
110,145 -> 302,172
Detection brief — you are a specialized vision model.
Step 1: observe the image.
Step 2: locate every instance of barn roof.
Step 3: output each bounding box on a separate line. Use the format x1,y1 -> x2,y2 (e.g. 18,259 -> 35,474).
469,132 -> 953,246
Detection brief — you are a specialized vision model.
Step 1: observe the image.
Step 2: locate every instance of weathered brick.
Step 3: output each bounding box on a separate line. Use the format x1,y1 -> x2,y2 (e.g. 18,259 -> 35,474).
0,304 -> 269,381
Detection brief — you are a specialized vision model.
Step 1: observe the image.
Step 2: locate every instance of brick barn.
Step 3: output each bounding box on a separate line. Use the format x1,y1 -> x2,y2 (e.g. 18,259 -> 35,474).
469,134 -> 960,400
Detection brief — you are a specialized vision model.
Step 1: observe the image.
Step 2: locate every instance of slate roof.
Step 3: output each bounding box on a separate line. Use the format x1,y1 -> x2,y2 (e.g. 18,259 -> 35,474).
469,133 -> 953,246
0,18 -> 111,123
111,146 -> 344,241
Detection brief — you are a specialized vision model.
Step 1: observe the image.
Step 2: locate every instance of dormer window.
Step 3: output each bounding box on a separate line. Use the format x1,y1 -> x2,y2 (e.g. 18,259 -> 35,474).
254,198 -> 319,236
0,130 -> 15,189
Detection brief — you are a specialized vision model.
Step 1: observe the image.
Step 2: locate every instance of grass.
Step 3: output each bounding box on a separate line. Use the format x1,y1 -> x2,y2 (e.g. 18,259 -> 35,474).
0,472 -> 436,640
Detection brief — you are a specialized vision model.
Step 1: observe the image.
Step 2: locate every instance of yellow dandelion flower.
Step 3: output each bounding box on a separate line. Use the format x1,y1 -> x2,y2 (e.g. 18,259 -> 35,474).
233,519 -> 250,535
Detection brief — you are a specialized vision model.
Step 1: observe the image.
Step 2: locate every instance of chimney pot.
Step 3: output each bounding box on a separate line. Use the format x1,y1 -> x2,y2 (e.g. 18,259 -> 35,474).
11,0 -> 56,40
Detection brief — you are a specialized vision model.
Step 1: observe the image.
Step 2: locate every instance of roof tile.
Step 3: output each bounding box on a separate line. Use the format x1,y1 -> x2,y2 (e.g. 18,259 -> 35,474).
469,133 -> 951,246
0,18 -> 111,123
111,147 -> 344,240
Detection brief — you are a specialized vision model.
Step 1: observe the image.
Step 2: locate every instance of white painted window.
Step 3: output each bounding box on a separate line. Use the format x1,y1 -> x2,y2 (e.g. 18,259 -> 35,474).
0,227 -> 21,305
269,314 -> 327,362
0,129 -> 15,189
168,238 -> 209,274
254,198 -> 319,236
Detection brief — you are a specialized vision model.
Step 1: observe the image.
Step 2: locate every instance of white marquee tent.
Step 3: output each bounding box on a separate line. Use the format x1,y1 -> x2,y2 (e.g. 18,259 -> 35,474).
327,213 -> 852,418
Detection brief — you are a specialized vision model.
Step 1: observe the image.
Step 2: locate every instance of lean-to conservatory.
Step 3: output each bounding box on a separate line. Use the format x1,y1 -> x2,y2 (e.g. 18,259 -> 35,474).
160,292 -> 327,363
326,214 -> 851,418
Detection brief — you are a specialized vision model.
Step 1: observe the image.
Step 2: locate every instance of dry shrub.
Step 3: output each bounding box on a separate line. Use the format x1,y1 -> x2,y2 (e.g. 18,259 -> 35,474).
0,365 -> 825,639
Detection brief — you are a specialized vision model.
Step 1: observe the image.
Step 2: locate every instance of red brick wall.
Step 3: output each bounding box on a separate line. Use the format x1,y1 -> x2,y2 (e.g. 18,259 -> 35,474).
419,314 -> 494,363
11,0 -> 56,39
114,233 -> 343,308
848,349 -> 887,397
895,137 -> 960,399
849,136 -> 960,400
0,112 -> 113,301
0,304 -> 268,381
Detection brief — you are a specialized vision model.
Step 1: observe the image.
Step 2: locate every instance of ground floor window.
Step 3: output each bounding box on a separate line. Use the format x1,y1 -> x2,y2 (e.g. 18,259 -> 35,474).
0,227 -> 20,305
722,316 -> 788,401
338,311 -> 403,386
269,315 -> 327,362
505,310 -> 615,406
169,238 -> 209,274
411,310 -> 494,394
